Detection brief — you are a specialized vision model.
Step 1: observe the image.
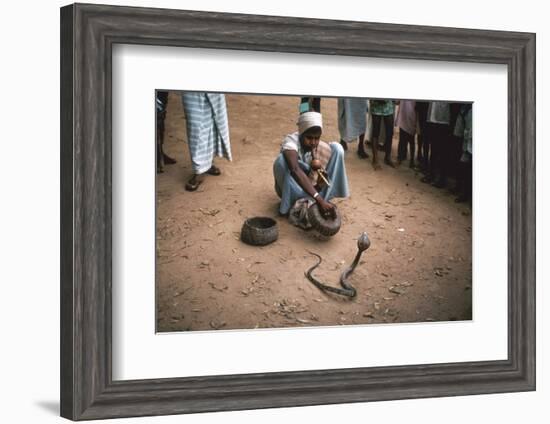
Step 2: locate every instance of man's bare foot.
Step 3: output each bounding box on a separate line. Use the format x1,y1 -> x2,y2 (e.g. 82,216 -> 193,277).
357,149 -> 369,159
185,174 -> 206,191
384,158 -> 396,168
340,140 -> 348,151
372,160 -> 382,170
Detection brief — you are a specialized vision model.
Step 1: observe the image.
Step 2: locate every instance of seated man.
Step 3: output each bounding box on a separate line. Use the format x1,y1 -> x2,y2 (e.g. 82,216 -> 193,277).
273,111 -> 350,218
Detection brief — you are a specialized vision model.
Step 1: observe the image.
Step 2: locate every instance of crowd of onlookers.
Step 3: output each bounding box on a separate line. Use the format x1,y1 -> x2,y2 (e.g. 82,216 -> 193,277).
304,97 -> 473,203
156,92 -> 472,204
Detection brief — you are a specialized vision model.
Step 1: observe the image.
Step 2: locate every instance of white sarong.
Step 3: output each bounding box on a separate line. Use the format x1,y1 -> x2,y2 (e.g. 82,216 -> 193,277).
338,98 -> 368,143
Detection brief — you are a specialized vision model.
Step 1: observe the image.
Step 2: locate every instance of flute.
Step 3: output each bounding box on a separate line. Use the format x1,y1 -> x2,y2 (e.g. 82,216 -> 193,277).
317,169 -> 332,187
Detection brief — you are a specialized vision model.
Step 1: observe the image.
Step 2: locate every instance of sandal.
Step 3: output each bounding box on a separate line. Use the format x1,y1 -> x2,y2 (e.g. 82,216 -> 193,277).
206,165 -> 221,176
185,174 -> 205,191
163,153 -> 177,165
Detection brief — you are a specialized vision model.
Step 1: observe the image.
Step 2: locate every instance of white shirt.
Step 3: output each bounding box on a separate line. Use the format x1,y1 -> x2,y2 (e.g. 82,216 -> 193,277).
281,132 -> 313,163
281,132 -> 301,153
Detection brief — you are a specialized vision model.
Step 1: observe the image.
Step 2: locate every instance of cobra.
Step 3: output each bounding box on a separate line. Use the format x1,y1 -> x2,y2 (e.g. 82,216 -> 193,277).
305,232 -> 371,298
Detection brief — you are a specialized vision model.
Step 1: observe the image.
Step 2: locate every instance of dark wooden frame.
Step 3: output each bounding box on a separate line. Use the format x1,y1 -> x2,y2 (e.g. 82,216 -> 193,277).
60,3 -> 536,421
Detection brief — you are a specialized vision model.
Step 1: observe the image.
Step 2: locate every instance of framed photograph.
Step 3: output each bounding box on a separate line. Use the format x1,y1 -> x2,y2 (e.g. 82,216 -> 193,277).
60,3 -> 535,420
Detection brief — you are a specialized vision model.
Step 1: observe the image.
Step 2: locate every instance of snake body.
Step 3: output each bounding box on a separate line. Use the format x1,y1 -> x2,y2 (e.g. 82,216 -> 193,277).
305,232 -> 371,298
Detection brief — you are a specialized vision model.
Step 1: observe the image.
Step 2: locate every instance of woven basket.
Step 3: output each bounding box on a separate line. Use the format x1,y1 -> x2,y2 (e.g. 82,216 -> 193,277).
240,217 -> 279,246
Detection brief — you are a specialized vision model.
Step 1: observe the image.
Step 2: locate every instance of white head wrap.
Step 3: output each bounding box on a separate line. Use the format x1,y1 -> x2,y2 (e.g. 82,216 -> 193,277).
297,112 -> 323,135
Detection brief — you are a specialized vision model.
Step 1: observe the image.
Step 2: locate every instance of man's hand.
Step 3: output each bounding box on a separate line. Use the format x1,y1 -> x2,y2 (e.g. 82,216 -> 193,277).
316,198 -> 336,220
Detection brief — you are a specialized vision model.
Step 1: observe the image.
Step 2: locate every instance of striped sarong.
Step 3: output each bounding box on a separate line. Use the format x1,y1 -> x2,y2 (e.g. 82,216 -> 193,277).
181,93 -> 232,174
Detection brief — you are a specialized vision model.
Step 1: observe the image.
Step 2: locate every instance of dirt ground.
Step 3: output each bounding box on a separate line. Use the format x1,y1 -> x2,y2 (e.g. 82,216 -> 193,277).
156,93 -> 472,332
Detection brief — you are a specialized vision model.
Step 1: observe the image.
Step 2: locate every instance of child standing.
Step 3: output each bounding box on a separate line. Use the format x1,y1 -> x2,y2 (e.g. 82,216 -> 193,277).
422,101 -> 451,187
395,100 -> 417,168
370,99 -> 396,169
